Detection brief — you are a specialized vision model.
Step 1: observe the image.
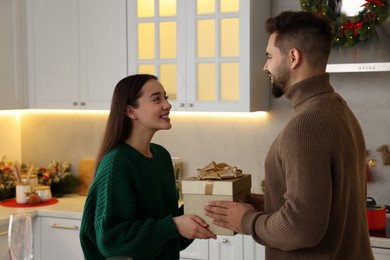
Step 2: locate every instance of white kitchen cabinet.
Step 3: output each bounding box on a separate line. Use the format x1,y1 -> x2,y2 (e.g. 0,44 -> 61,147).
26,0 -> 127,109
77,0 -> 127,109
0,0 -> 26,109
128,0 -> 270,112
180,234 -> 265,260
372,247 -> 390,260
180,238 -> 208,260
243,235 -> 265,260
36,216 -> 83,260
0,223 -> 9,260
209,234 -> 244,260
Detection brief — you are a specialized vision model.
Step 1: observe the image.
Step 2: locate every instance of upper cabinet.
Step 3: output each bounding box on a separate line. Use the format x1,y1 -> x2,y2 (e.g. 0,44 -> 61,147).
22,0 -> 269,111
128,0 -> 270,112
26,0 -> 127,109
0,0 -> 26,109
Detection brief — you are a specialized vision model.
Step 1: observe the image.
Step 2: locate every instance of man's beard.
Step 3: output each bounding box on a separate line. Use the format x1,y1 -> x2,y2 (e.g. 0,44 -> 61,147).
271,83 -> 284,98
269,63 -> 290,98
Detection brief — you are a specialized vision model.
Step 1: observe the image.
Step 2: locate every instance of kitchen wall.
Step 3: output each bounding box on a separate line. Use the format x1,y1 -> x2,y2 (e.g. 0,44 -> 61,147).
16,111 -> 277,194
19,110 -> 107,167
1,1 -> 389,204
0,111 -> 22,162
7,70 -> 389,202
330,72 -> 390,205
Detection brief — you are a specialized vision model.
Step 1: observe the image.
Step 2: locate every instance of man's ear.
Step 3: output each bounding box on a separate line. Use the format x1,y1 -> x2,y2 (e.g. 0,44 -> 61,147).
126,105 -> 137,119
289,48 -> 301,69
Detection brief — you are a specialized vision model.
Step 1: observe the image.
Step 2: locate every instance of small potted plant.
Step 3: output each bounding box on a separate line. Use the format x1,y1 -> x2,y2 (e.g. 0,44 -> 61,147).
0,156 -> 17,201
36,160 -> 81,197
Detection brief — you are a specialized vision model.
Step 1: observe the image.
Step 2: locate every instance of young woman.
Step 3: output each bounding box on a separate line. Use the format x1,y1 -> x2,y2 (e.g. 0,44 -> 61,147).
80,74 -> 216,260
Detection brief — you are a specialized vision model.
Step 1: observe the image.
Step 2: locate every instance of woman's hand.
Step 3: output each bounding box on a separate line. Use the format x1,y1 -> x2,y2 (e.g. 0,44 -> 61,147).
173,215 -> 217,240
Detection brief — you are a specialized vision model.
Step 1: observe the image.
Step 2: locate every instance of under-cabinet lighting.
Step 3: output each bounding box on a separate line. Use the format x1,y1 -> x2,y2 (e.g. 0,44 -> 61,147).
0,109 -> 268,120
20,109 -> 109,115
0,110 -> 22,116
170,111 -> 268,119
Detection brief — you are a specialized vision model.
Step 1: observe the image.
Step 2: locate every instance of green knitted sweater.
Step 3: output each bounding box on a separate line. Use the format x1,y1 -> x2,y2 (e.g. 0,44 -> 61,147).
80,143 -> 192,259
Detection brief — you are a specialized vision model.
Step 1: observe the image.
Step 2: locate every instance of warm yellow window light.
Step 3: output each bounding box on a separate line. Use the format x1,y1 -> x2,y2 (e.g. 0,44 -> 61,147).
197,0 -> 215,14
220,0 -> 239,13
159,22 -> 177,59
198,63 -> 216,101
137,0 -> 154,18
220,18 -> 239,57
160,64 -> 177,100
221,62 -> 239,101
159,0 -> 176,16
197,20 -> 216,58
138,64 -> 155,75
138,23 -> 155,59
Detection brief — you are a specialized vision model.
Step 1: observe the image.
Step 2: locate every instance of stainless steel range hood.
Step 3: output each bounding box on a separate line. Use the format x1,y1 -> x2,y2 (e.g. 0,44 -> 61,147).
326,25 -> 390,73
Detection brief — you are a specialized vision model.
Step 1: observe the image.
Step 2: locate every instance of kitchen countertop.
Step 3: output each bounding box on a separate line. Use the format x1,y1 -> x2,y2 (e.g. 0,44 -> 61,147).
371,235 -> 390,249
0,194 -> 86,226
1,195 -> 389,249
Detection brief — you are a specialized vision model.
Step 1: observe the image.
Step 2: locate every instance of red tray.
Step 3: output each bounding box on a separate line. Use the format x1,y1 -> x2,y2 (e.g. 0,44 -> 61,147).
0,198 -> 59,208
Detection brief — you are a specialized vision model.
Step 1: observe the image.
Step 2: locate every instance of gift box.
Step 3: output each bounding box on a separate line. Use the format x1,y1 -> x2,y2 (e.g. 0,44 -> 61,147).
182,174 -> 252,236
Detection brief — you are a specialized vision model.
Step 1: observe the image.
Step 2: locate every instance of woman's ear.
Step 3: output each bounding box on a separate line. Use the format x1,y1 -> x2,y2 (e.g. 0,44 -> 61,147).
126,105 -> 137,119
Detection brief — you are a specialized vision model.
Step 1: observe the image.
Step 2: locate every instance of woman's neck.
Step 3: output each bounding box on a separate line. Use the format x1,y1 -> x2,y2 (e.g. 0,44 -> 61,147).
125,133 -> 154,158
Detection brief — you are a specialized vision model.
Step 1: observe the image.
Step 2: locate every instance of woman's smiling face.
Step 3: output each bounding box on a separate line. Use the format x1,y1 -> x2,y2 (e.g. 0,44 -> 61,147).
130,79 -> 172,132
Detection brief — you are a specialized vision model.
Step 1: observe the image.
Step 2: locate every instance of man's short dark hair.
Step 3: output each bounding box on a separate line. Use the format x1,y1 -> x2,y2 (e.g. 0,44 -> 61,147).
265,11 -> 333,67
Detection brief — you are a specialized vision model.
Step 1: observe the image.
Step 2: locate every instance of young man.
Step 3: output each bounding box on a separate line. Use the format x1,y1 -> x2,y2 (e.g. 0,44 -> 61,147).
205,11 -> 374,259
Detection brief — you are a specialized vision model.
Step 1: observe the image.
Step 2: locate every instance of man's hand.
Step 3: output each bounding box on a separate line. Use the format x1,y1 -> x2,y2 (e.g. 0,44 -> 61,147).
204,201 -> 255,233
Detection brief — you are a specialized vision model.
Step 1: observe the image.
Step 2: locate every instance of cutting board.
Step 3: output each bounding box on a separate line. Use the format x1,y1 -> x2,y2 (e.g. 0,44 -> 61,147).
78,160 -> 95,196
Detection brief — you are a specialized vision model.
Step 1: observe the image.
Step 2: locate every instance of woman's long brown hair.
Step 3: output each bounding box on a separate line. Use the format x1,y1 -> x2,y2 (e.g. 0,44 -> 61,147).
94,74 -> 158,176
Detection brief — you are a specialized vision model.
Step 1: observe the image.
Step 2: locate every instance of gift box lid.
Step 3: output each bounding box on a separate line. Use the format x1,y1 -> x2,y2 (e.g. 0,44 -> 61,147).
181,174 -> 251,196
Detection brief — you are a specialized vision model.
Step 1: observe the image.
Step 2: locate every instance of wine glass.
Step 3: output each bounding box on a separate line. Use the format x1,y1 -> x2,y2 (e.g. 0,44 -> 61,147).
8,213 -> 33,260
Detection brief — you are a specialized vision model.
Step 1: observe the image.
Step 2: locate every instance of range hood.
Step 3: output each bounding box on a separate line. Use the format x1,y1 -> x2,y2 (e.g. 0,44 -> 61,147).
326,25 -> 390,73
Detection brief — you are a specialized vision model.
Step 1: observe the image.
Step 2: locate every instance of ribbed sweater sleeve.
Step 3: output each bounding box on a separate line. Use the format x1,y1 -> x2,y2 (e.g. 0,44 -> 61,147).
80,143 -> 190,259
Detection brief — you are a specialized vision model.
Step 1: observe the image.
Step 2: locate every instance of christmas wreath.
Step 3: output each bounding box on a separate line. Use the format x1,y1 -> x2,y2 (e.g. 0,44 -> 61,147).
301,0 -> 390,47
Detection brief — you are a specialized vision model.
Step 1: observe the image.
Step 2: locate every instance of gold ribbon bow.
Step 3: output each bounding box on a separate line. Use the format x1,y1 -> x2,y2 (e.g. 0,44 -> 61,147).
196,161 -> 243,180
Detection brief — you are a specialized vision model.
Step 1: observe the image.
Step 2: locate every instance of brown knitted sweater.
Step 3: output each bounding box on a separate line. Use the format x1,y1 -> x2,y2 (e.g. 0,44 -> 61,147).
242,74 -> 374,259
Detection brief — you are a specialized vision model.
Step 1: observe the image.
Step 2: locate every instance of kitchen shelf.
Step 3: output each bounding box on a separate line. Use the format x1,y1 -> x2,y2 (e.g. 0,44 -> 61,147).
326,26 -> 390,73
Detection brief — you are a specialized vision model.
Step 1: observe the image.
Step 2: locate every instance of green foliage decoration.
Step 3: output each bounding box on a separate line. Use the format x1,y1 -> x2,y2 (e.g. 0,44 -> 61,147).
300,0 -> 390,47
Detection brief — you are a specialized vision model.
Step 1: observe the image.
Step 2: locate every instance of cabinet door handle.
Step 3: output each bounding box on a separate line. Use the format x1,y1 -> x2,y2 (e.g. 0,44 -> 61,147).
73,102 -> 78,106
0,231 -> 8,236
80,102 -> 86,106
221,239 -> 229,243
178,103 -> 185,107
51,223 -> 79,230
187,103 -> 194,107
